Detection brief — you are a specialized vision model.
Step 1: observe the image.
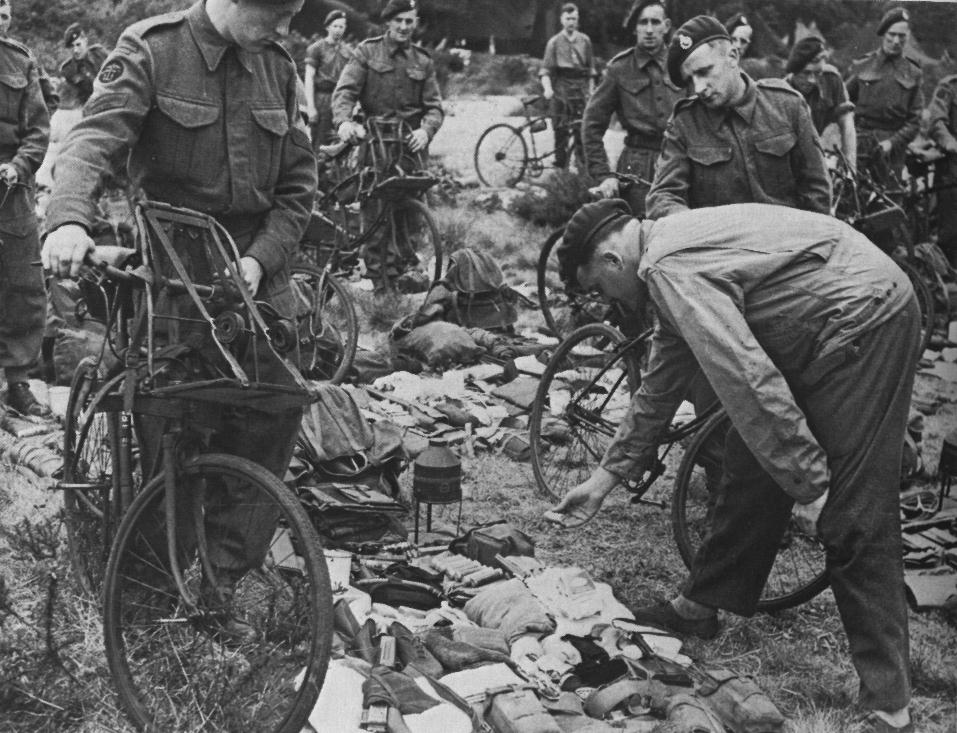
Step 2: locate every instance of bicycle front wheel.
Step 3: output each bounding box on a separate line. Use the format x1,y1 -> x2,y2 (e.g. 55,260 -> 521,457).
529,323 -> 640,502
392,197 -> 442,285
672,411 -> 829,612
63,358 -> 134,598
103,454 -> 333,732
474,123 -> 528,187
290,262 -> 358,384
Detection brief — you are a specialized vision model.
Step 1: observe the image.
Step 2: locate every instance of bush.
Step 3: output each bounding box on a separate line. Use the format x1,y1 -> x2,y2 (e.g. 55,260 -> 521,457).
507,170 -> 592,229
446,52 -> 539,97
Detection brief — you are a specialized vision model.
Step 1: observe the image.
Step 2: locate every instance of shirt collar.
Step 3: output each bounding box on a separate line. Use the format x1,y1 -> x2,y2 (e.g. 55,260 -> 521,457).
729,73 -> 757,123
384,32 -> 411,56
188,1 -> 254,73
634,45 -> 667,69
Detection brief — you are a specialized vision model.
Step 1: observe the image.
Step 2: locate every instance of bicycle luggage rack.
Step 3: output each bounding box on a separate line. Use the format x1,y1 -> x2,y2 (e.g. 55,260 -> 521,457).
130,201 -> 316,409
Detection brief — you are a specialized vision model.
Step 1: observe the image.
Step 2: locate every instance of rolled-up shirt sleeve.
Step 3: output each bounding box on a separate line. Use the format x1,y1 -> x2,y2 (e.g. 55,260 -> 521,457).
643,263 -> 830,502
600,314 -> 698,481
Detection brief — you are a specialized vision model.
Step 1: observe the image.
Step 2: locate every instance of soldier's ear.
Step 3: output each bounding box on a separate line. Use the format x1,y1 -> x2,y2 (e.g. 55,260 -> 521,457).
663,18 -> 671,34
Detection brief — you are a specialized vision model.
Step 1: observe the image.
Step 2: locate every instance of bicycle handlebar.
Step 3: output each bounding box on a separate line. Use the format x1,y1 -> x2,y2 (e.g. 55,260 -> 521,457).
84,246 -> 215,299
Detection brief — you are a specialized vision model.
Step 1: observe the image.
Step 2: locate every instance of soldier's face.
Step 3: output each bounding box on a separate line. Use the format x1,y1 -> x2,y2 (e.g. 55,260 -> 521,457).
730,25 -> 752,56
682,41 -> 739,108
71,36 -> 89,59
0,8 -> 10,37
327,18 -> 346,41
561,11 -> 579,33
882,21 -> 909,56
387,10 -> 417,44
226,0 -> 305,51
791,55 -> 825,94
576,230 -> 643,308
635,5 -> 670,53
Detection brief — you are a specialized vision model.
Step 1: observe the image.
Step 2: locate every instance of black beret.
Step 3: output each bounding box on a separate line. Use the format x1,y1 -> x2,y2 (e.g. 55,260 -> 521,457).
667,15 -> 730,86
876,6 -> 910,36
63,22 -> 84,48
325,10 -> 347,27
723,12 -> 751,35
558,199 -> 633,287
623,0 -> 668,34
381,0 -> 416,22
786,36 -> 825,75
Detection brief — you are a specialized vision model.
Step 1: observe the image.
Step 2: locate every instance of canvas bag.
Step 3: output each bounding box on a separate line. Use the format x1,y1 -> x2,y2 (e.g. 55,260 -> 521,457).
427,248 -> 518,331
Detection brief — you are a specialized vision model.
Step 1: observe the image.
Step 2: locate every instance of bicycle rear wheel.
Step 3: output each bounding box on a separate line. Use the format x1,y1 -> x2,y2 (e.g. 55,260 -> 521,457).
529,323 -> 641,502
474,123 -> 528,187
898,259 -> 936,354
103,454 -> 333,732
537,228 -> 613,338
672,411 -> 829,612
290,262 -> 358,384
63,358 -> 132,597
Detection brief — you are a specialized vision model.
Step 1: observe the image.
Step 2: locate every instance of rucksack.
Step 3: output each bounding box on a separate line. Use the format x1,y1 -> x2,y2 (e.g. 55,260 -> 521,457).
428,248 -> 518,331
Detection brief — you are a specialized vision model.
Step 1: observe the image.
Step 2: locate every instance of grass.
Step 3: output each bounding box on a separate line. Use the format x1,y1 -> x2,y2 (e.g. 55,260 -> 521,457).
2,190 -> 956,732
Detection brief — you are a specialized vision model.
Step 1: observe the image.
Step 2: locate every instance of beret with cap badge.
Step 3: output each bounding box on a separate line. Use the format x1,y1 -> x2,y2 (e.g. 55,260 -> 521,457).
63,22 -> 84,48
324,10 -> 346,27
876,6 -> 910,36
557,199 -> 633,288
381,0 -> 416,22
666,14 -> 730,86
623,0 -> 668,34
785,36 -> 825,75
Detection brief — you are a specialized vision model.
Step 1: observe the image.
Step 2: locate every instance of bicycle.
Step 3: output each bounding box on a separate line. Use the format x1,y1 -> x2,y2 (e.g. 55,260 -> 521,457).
536,172 -> 651,338
528,322 -> 829,612
828,148 -> 941,352
303,116 -> 443,295
58,201 -> 333,731
473,92 -> 585,188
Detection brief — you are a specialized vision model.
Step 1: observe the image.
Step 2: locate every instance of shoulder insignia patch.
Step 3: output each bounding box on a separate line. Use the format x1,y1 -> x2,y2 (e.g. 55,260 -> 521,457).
98,60 -> 124,84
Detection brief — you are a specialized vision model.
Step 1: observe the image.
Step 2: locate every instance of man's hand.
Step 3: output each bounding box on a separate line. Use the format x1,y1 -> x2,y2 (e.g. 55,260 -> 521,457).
337,120 -> 365,144
544,468 -> 619,528
944,140 -> 957,156
597,176 -> 620,199
42,224 -> 95,279
791,489 -> 829,537
239,256 -> 264,295
878,139 -> 893,156
0,163 -> 18,186
407,128 -> 429,153
306,106 -> 318,125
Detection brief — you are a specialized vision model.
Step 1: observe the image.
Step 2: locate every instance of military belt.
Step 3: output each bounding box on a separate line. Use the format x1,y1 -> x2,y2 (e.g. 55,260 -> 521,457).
624,132 -> 662,150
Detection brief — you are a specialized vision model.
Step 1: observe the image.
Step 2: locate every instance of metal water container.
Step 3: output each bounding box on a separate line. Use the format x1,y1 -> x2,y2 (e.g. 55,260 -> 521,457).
413,438 -> 462,504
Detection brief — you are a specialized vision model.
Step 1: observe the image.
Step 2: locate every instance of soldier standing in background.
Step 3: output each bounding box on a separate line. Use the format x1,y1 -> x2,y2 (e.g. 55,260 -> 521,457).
0,0 -> 49,416
784,36 -> 856,165
845,6 -> 922,185
58,23 -> 108,107
928,74 -> 957,267
0,1 -> 57,113
332,0 -> 443,293
540,3 -> 595,170
646,15 -> 830,220
582,0 -> 684,216
304,9 -> 352,150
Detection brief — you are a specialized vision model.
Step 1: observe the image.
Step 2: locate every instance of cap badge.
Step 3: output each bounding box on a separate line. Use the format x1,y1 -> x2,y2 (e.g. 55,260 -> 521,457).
901,9 -> 909,20
740,15 -> 747,24
678,33 -> 692,50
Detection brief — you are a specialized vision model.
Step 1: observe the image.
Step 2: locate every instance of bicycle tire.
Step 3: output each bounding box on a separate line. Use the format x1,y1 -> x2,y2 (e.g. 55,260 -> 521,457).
63,358 -> 131,598
672,411 -> 829,613
537,228 -> 613,338
103,453 -> 333,733
290,262 -> 359,384
529,322 -> 641,502
898,259 -> 936,354
474,123 -> 528,188
392,197 -> 443,286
